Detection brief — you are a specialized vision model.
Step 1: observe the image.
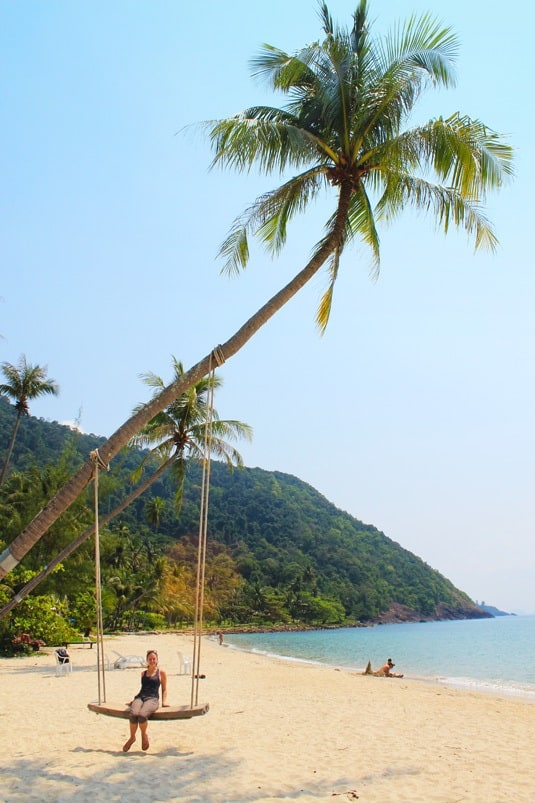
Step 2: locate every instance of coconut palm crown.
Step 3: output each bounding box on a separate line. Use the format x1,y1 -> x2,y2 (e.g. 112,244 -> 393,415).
209,0 -> 513,330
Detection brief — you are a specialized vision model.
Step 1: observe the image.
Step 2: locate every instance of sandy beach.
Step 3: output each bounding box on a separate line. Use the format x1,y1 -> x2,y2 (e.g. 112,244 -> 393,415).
1,632 -> 534,802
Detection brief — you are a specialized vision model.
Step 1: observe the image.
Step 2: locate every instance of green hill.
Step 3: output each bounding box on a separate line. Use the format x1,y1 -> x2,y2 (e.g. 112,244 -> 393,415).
0,397 -> 486,632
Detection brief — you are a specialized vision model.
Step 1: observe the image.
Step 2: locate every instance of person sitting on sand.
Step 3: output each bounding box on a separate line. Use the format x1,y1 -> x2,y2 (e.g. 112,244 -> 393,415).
122,649 -> 168,752
375,658 -> 403,678
362,657 -> 404,678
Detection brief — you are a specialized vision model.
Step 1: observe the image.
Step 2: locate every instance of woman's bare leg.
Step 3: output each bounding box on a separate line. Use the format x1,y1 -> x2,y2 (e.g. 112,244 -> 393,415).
123,721 -> 138,752
140,720 -> 149,751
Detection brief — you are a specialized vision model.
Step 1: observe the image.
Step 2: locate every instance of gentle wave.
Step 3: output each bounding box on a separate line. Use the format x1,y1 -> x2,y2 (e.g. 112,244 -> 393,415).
435,675 -> 535,699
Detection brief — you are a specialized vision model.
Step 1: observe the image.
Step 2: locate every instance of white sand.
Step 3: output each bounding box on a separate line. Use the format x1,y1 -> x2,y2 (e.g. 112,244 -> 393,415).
1,632 -> 534,802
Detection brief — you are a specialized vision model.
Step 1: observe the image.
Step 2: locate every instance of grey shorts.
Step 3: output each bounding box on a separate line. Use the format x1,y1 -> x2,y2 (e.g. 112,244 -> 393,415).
129,696 -> 159,723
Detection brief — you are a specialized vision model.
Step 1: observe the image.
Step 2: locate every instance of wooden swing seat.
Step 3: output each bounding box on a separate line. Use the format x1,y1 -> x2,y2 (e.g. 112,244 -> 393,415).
87,701 -> 209,720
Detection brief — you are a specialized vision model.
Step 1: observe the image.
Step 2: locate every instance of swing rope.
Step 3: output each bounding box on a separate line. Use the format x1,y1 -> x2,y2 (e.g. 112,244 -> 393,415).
90,448 -> 110,705
190,347 -> 223,706
88,346 -> 225,715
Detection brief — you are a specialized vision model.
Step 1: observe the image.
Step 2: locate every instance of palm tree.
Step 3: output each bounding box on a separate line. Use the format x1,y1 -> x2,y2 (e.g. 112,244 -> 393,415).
0,1 -> 513,581
132,356 -> 251,512
145,496 -> 166,531
0,358 -> 251,617
0,355 -> 59,486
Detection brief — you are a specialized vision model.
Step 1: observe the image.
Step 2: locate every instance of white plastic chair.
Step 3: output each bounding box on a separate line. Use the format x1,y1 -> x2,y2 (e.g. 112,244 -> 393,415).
111,650 -> 146,670
54,650 -> 73,676
177,650 -> 192,675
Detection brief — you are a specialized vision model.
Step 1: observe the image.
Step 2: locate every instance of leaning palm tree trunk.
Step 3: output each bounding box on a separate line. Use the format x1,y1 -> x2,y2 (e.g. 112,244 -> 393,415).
0,203 -> 349,581
0,456 -> 175,618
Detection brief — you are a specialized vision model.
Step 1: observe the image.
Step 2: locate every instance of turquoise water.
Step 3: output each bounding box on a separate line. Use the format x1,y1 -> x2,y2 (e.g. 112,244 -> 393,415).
225,615 -> 535,700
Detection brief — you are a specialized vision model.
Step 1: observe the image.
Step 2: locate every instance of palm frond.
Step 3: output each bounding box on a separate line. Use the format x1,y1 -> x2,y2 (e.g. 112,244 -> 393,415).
316,247 -> 341,332
380,13 -> 458,88
137,370 -> 165,391
319,1 -> 335,37
219,169 -> 326,274
218,223 -> 250,276
208,112 -> 317,174
255,169 -> 327,255
208,438 -> 246,468
377,173 -> 499,251
350,14 -> 458,153
417,114 -> 515,195
345,186 -> 381,276
250,44 -> 317,94
210,419 -> 253,443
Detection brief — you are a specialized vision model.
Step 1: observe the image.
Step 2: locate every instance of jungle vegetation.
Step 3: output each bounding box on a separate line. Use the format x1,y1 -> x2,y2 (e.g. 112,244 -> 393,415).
0,398 -> 483,654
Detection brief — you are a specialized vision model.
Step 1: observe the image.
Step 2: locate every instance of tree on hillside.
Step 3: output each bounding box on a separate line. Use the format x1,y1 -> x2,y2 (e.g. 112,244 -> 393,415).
0,356 -> 59,486
0,359 -> 251,617
0,0 -> 513,581
145,496 -> 166,532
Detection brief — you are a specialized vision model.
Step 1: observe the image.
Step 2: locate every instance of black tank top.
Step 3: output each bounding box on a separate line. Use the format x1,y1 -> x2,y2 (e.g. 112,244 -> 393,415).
136,668 -> 160,701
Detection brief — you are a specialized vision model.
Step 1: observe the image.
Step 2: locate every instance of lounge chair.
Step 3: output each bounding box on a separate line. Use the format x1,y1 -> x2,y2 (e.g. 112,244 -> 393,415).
110,650 -> 146,670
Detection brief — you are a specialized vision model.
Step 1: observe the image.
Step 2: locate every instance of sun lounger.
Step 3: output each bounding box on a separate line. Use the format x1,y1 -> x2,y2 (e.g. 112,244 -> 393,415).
110,650 -> 146,670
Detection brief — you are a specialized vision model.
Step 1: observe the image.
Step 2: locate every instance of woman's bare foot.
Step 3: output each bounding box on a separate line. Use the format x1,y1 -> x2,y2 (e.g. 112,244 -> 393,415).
141,736 -> 149,751
122,737 -> 136,752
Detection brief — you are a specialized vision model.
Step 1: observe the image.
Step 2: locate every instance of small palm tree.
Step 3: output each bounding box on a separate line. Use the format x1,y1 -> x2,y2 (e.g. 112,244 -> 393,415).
132,356 -> 252,513
145,496 -> 166,531
0,355 -> 59,485
0,1 -> 513,581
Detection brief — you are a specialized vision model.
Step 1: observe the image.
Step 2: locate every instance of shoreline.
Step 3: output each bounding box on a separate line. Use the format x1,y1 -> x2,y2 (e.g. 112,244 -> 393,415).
222,637 -> 535,704
2,632 -> 535,801
221,616 -> 535,704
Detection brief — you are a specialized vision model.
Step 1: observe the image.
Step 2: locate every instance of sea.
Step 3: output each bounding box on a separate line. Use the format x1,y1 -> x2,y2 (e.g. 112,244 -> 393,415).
224,615 -> 535,701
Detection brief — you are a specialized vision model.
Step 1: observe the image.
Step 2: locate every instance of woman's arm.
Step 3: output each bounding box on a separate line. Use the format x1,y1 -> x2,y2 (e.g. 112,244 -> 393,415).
126,669 -> 144,705
160,669 -> 168,706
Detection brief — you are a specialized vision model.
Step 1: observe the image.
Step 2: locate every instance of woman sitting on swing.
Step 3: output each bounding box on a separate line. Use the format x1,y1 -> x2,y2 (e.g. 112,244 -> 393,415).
122,649 -> 168,752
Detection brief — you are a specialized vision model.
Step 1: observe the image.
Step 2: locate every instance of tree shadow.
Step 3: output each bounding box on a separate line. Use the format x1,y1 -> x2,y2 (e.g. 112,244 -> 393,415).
0,749 -> 360,801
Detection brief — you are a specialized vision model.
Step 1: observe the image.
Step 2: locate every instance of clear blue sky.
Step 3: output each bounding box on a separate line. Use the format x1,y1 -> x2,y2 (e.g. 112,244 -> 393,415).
2,1 -> 534,613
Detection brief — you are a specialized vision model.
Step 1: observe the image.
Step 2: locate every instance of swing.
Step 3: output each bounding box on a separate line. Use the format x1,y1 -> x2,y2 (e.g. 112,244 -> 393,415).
87,348 -> 224,723
87,701 -> 209,719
